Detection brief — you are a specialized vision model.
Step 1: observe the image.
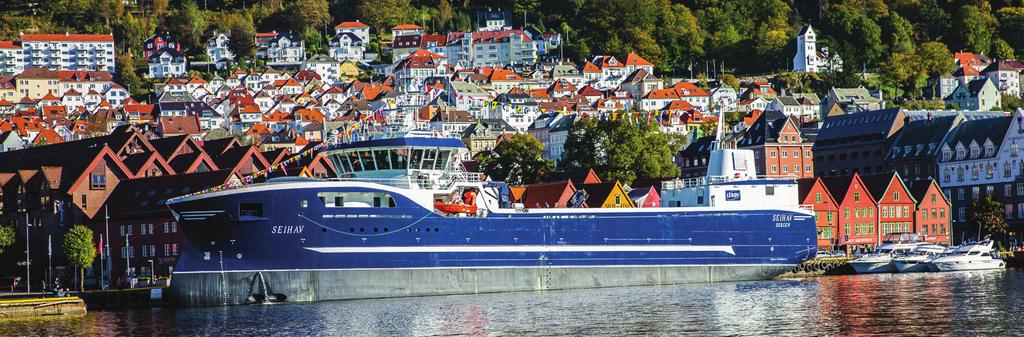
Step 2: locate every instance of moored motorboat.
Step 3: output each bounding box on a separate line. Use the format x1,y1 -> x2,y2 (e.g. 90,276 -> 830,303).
930,237 -> 1006,272
849,233 -> 927,274
893,244 -> 947,273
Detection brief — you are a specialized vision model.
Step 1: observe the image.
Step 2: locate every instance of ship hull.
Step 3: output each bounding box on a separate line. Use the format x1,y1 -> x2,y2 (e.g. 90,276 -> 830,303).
169,264 -> 795,306
167,181 -> 817,306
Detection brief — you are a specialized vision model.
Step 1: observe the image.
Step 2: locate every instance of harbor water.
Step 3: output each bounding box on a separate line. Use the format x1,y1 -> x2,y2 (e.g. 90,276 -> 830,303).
4,269 -> 1024,336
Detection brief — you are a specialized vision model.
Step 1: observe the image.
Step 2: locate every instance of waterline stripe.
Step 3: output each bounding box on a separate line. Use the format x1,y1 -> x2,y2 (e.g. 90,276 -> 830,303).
303,245 -> 736,255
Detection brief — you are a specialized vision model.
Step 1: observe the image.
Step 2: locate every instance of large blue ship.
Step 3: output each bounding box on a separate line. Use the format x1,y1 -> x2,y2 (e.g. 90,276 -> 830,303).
166,133 -> 817,306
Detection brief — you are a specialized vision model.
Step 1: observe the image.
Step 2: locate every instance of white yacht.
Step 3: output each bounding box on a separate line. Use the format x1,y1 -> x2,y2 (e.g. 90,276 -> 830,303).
892,244 -> 948,273
849,233 -> 927,274
930,238 -> 1006,272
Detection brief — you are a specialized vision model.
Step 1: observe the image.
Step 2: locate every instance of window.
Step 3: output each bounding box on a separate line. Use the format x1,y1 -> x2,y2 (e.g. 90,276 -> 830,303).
959,207 -> 966,221
1006,204 -> 1014,219
81,194 -> 87,209
171,222 -> 177,232
782,151 -> 787,158
90,173 -> 106,189
164,244 -> 170,257
766,186 -> 775,196
770,151 -> 776,158
815,193 -> 822,203
853,192 -> 860,202
172,243 -> 178,256
972,187 -> 980,200
844,208 -> 850,219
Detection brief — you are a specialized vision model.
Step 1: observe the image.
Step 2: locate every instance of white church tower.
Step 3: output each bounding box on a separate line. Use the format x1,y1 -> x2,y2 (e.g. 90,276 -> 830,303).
793,25 -> 818,73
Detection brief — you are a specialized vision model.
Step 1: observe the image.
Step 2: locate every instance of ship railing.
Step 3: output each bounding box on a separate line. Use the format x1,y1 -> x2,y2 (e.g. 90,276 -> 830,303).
328,172 -> 483,190
662,174 -> 799,190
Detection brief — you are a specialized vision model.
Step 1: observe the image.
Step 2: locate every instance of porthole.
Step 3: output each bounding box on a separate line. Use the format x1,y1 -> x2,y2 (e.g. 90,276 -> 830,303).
434,227 -> 439,232
373,228 -> 379,232
384,227 -> 389,232
350,227 -> 355,232
321,228 -> 326,232
359,227 -> 365,232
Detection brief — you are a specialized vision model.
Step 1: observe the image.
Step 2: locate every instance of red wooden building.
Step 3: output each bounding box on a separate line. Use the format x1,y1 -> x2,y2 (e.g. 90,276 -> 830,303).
822,173 -> 878,252
798,178 -> 839,250
908,180 -> 952,244
862,173 -> 917,242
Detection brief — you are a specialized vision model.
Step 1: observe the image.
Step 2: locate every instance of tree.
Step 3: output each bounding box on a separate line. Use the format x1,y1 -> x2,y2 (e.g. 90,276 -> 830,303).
880,50 -> 924,98
719,73 -> 739,90
992,38 -> 1016,60
880,11 -> 914,53
562,117 -> 679,184
63,225 -> 96,292
356,0 -> 411,32
287,0 -> 330,34
959,2 -> 997,54
0,225 -> 13,254
561,117 -> 606,172
512,0 -> 539,27
116,52 -> 146,98
970,196 -> 1008,243
998,7 -> 1024,55
917,41 -> 954,98
824,7 -> 884,69
162,1 -> 207,53
476,133 -> 553,186
227,17 -> 256,61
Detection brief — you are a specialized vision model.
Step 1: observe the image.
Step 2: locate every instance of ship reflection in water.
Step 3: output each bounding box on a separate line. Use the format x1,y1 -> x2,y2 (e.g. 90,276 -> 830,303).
4,270 -> 1023,336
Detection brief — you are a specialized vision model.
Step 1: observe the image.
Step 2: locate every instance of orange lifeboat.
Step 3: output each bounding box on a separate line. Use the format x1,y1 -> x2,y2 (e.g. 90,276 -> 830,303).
435,202 -> 477,214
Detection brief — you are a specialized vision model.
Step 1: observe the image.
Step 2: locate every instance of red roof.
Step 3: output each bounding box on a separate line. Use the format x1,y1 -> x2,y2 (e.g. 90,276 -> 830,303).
335,21 -> 369,29
0,41 -> 19,49
161,115 -> 202,135
471,30 -> 532,44
671,81 -> 710,97
57,70 -> 112,82
20,33 -> 113,42
624,52 -> 653,67
489,68 -> 523,82
392,24 -> 424,30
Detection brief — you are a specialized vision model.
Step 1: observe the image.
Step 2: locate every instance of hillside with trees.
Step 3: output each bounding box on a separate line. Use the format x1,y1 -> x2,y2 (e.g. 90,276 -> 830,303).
2,0 -> 1023,98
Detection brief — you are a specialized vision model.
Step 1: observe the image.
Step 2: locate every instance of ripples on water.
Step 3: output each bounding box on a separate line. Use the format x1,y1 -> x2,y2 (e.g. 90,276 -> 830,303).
4,270 -> 1024,336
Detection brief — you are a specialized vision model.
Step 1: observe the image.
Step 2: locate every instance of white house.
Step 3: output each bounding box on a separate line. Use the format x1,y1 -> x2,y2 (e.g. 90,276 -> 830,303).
328,32 -> 364,61
206,31 -> 234,62
302,54 -> 341,86
710,85 -> 738,112
981,61 -> 1022,97
265,33 -> 305,63
147,48 -> 187,79
334,21 -> 371,45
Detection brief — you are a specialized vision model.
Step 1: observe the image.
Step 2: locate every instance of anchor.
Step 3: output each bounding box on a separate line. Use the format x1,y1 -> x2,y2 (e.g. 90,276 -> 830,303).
245,271 -> 287,304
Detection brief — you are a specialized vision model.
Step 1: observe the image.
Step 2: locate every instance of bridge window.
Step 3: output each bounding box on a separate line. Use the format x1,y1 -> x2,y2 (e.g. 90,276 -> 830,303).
318,192 -> 395,208
240,203 -> 263,217
374,149 -> 391,170
391,149 -> 409,169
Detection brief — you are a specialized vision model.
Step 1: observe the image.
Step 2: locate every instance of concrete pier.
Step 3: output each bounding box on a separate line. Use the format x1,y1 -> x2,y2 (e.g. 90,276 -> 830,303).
0,297 -> 86,319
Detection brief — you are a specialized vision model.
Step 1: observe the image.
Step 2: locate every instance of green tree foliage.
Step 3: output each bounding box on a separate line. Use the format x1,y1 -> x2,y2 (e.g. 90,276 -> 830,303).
226,13 -> 256,60
880,50 -> 925,98
880,11 -> 914,54
162,1 -> 207,54
561,117 -> 680,184
357,0 -> 411,32
959,2 -> 998,54
719,73 -> 739,90
63,225 -> 96,291
824,6 -> 884,70
970,196 -> 1008,242
991,38 -> 1016,60
512,0 -> 540,26
997,7 -> 1024,54
0,225 -> 14,254
475,133 -> 553,186
287,0 -> 330,34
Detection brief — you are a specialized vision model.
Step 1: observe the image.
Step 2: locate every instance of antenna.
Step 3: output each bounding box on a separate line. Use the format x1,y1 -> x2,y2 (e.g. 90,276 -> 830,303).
710,103 -> 724,151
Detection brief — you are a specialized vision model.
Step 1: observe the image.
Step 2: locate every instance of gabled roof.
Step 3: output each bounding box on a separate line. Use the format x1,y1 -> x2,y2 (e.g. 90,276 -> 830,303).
521,180 -> 576,208
623,52 -> 653,67
820,174 -> 857,204
335,21 -> 369,29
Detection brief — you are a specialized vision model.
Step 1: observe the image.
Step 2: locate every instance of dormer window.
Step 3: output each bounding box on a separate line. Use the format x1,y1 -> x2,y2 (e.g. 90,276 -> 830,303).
956,148 -> 965,160
942,150 -> 951,161
970,147 -> 979,159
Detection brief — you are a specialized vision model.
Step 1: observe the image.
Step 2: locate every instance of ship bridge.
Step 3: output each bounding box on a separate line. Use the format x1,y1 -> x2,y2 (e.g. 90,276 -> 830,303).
324,136 -> 474,189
